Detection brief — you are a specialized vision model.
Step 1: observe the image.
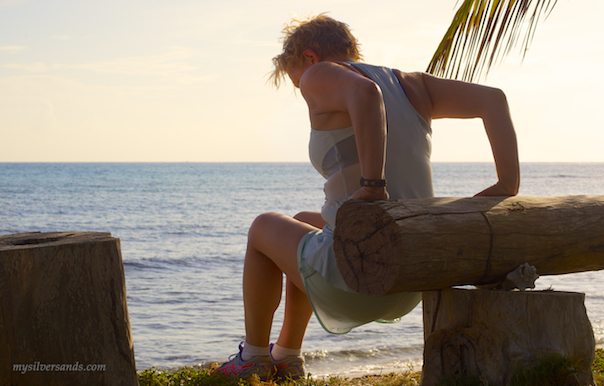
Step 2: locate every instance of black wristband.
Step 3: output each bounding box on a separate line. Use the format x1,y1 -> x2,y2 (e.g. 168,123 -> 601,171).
360,177 -> 387,188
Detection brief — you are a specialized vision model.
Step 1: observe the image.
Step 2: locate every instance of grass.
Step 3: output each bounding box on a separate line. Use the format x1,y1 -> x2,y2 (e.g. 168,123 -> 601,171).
594,348 -> 604,385
138,349 -> 604,386
509,353 -> 579,386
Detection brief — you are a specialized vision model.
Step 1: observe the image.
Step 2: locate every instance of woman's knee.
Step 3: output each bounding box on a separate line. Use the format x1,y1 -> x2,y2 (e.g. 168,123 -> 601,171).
248,212 -> 286,240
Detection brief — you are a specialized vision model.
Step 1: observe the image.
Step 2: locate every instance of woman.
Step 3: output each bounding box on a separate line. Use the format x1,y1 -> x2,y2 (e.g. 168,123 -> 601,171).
217,14 -> 519,381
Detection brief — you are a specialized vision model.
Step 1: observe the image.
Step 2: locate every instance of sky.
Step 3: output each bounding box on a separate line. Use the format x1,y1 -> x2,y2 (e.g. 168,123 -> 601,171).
1,0 -> 603,163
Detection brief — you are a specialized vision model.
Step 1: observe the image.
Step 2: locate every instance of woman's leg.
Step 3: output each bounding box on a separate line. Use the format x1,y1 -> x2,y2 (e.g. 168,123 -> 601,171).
293,211 -> 327,228
275,276 -> 313,349
272,211 -> 327,348
243,212 -> 318,348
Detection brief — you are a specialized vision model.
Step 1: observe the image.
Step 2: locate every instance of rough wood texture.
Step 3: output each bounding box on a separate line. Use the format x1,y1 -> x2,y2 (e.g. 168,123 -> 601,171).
0,232 -> 138,386
421,288 -> 595,386
333,195 -> 604,296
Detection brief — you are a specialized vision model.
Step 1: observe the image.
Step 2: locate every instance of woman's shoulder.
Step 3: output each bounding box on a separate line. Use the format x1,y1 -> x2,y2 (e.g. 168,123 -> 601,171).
393,70 -> 428,87
391,70 -> 433,123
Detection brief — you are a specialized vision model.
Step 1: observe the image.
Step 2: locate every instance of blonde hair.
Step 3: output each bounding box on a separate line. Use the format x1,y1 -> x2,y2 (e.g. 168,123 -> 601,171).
269,14 -> 363,88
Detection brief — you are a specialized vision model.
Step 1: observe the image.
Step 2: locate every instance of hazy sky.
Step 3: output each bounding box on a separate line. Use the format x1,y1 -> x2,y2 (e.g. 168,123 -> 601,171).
1,0 -> 602,162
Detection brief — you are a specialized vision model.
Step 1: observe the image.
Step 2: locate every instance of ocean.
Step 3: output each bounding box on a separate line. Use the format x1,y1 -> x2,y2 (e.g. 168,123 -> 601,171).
1,162 -> 603,378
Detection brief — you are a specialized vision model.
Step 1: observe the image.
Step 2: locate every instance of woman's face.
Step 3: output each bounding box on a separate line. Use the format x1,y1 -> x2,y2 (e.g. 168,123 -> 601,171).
286,61 -> 314,88
286,50 -> 319,88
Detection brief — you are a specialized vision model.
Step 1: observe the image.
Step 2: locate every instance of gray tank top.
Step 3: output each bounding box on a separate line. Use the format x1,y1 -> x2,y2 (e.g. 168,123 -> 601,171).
309,62 -> 434,227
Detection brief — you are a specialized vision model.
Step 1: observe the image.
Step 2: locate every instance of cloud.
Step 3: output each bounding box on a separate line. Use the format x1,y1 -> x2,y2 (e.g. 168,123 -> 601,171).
0,46 -> 26,53
4,62 -> 48,72
174,74 -> 217,85
53,47 -> 205,77
0,0 -> 26,5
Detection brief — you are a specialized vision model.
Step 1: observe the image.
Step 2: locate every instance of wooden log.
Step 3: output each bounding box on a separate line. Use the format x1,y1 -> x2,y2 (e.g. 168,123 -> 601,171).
420,288 -> 596,386
0,232 -> 138,386
333,195 -> 604,296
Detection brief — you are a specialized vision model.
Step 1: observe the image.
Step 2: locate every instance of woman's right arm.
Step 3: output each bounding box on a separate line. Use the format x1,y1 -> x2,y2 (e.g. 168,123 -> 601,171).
300,62 -> 389,201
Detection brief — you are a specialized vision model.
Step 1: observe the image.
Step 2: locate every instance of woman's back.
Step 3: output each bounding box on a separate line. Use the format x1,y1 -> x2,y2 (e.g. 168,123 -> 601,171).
309,62 -> 435,228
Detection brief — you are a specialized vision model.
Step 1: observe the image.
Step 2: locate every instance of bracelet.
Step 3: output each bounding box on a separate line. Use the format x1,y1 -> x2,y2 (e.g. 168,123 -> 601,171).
360,177 -> 387,188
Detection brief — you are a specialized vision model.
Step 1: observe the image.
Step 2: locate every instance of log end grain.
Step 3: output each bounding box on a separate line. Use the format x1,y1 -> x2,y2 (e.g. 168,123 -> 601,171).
333,200 -> 403,296
0,231 -> 114,250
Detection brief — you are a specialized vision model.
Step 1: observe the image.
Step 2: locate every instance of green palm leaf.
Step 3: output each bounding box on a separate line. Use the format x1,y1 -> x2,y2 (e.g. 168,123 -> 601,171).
427,0 -> 558,82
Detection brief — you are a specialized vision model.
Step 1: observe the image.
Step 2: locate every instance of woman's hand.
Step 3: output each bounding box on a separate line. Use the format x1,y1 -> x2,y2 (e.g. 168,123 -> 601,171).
350,186 -> 389,201
474,181 -> 519,197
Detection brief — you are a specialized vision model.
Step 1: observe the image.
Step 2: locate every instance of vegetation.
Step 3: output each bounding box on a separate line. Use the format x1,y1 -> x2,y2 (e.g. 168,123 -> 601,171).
594,348 -> 604,384
427,0 -> 559,82
137,366 -> 422,386
138,349 -> 603,386
509,353 -> 578,386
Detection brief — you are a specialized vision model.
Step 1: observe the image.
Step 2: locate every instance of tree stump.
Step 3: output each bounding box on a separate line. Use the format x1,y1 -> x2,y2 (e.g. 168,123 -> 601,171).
333,195 -> 604,296
0,232 -> 138,386
421,288 -> 595,386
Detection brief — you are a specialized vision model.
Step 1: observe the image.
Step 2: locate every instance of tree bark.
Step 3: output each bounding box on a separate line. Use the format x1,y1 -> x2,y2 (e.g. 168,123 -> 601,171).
333,195 -> 604,296
420,288 -> 595,386
0,232 -> 138,386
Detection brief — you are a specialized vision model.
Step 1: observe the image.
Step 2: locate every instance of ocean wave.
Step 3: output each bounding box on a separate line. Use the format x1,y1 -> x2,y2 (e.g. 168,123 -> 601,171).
551,174 -> 581,179
123,260 -> 170,270
304,344 -> 424,363
123,254 -> 238,270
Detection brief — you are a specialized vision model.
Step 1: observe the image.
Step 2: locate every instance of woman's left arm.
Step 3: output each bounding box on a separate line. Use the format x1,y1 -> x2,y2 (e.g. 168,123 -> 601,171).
422,73 -> 520,196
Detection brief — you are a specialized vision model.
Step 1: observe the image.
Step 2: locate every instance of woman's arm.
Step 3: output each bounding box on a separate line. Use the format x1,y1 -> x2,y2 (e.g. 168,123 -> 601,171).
422,73 -> 520,196
300,62 -> 389,200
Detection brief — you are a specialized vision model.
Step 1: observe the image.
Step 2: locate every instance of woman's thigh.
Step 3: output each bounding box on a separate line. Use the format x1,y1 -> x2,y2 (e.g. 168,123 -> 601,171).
248,212 -> 318,291
294,211 -> 327,228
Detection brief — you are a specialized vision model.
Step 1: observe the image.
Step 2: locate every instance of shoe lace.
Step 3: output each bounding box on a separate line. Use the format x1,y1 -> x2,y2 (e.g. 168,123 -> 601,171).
225,341 -> 245,362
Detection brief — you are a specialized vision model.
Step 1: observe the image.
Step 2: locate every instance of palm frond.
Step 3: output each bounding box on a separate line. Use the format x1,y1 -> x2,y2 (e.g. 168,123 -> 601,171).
427,0 -> 558,82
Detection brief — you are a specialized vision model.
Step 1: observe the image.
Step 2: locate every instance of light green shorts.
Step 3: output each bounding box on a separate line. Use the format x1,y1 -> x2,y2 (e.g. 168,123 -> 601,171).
297,225 -> 422,334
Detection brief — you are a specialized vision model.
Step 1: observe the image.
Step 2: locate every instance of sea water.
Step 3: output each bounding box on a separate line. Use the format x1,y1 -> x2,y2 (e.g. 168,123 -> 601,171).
1,162 -> 603,377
